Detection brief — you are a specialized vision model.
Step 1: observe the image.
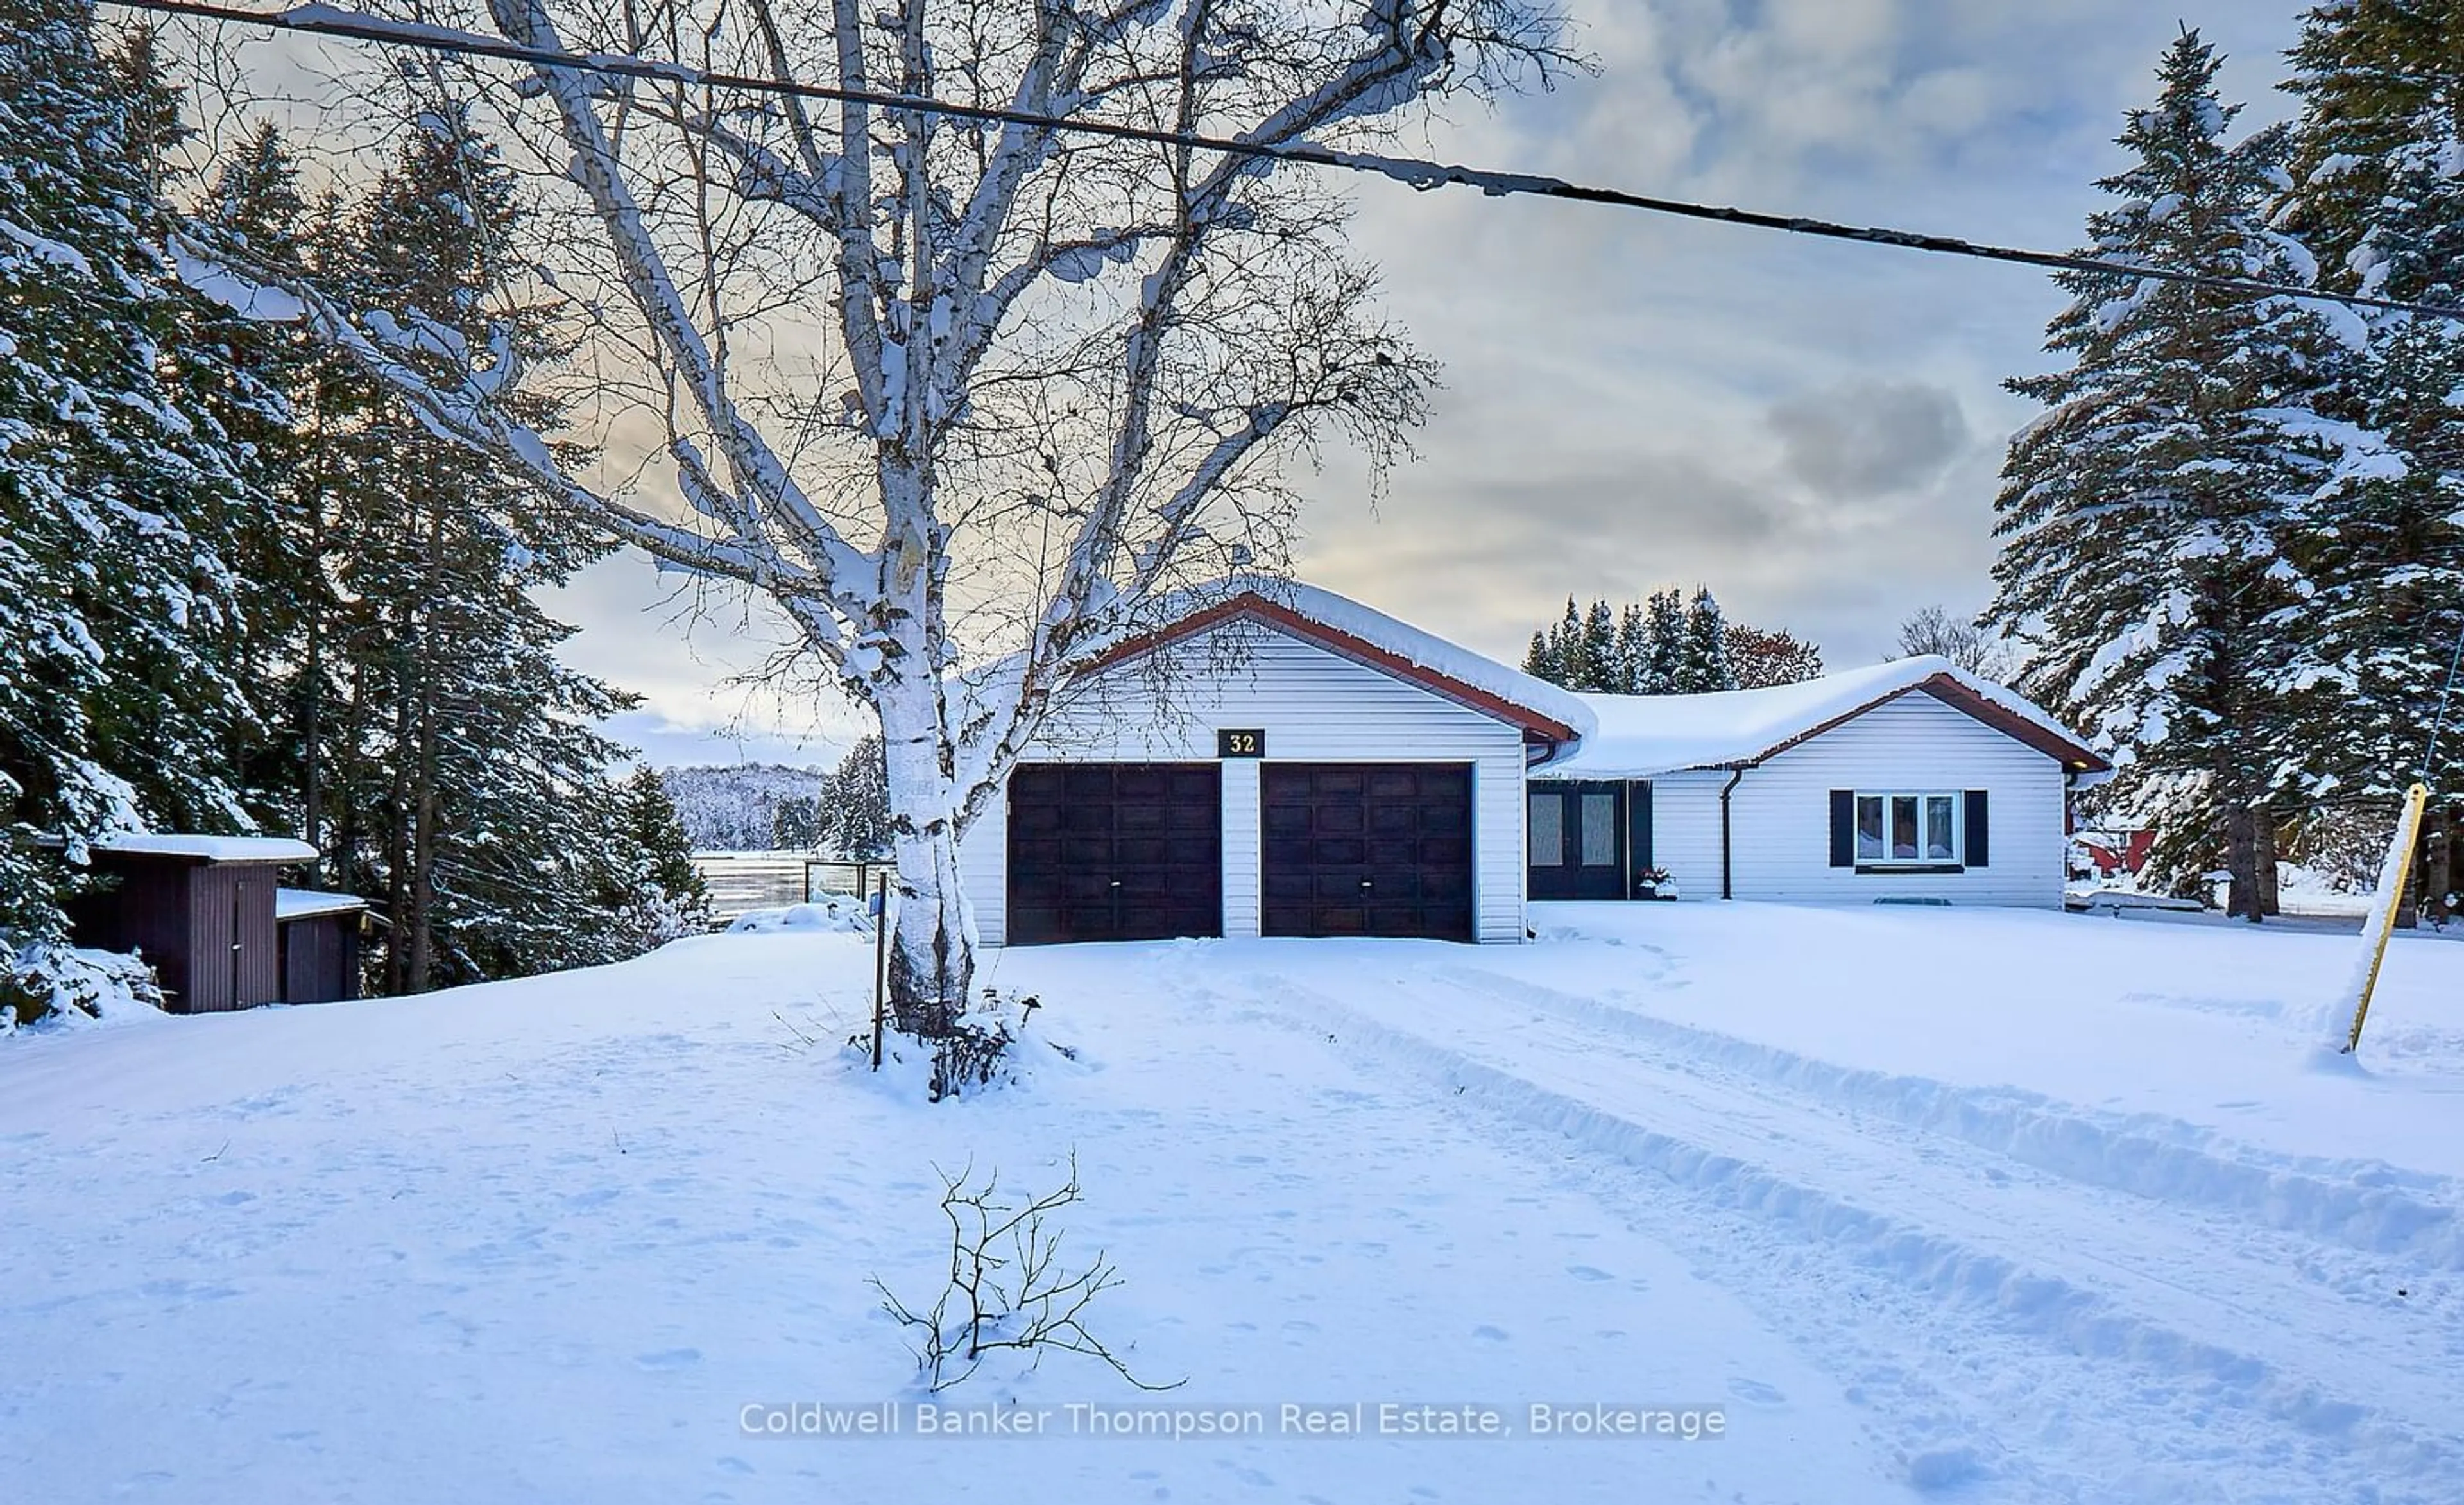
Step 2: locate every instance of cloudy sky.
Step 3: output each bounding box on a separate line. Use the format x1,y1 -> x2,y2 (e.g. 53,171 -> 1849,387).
543,0 -> 2307,768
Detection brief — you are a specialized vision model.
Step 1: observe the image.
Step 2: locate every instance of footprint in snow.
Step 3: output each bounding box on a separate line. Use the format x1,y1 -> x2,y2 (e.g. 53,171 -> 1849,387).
636,1348 -> 703,1371
1906,1446 -> 1988,1492
1564,1264 -> 1614,1282
714,1456 -> 753,1475
1471,1325 -> 1510,1342
1725,1379 -> 1786,1406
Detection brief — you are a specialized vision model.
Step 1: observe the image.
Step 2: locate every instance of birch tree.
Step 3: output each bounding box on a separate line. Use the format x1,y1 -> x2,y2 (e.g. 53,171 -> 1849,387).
186,0 -> 1576,1038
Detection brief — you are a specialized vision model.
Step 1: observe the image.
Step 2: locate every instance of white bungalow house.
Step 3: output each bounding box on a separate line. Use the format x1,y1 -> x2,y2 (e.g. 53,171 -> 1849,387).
957,581 -> 2107,946
1526,660 -> 2110,907
959,581 -> 1588,945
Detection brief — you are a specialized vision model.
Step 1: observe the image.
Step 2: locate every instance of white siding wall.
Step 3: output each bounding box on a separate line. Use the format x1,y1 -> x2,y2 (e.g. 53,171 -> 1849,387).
1645,771 -> 1729,901
958,621 -> 1534,944
1638,692 -> 2069,907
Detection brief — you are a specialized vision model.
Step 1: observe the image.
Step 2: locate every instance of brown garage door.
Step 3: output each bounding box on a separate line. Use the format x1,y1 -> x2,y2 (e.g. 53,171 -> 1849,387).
1262,764 -> 1474,941
1006,763 -> 1222,943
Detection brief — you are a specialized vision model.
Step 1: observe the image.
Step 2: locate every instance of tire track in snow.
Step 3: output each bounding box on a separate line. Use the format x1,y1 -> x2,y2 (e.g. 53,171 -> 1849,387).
1419,961 -> 2464,1430
1439,961 -> 2464,1269
1183,956 -> 2460,1503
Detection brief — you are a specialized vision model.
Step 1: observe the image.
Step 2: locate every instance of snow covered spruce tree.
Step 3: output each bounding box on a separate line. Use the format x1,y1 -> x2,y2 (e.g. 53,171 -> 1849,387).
2273,0 -> 2464,921
1675,587 -> 1734,692
323,108 -> 655,989
192,0 -> 1577,1039
0,1 -> 261,1011
597,766 -> 713,952
1987,31 -> 2345,917
826,735 -> 893,860
1640,587 -> 1686,694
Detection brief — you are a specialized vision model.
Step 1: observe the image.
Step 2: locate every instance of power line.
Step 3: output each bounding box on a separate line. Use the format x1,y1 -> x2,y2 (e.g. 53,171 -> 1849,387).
114,0 -> 2464,323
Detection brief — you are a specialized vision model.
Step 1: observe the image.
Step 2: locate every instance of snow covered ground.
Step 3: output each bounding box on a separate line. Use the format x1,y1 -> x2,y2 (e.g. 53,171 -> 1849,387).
5,903 -> 2461,1503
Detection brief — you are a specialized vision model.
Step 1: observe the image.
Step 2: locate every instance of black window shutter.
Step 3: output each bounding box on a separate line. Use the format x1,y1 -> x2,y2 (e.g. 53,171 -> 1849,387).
1829,790 -> 1854,867
1965,790 -> 1990,868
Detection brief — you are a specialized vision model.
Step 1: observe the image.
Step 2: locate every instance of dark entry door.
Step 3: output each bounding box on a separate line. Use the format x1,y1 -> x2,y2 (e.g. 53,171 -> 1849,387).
1006,763 -> 1222,943
1262,764 -> 1474,941
1527,781 -> 1629,900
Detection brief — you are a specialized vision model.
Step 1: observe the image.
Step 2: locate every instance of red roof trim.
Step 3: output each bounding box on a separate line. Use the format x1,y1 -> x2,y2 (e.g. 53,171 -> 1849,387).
1737,674 -> 2107,772
1915,677 -> 2110,771
1079,592 -> 1581,742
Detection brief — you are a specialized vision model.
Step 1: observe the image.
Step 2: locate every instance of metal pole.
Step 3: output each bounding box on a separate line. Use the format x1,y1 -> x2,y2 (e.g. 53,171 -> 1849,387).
871,871 -> 889,1071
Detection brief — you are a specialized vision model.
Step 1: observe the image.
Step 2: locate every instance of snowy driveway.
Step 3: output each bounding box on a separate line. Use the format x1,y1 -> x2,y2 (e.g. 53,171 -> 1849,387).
4,904 -> 2461,1503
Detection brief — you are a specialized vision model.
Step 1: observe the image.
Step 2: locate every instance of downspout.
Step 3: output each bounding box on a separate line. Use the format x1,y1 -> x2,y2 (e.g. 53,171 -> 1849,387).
1719,765 -> 1746,901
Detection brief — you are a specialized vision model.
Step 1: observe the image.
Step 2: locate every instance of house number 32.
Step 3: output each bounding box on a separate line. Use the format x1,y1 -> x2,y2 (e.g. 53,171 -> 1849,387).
1216,729 -> 1265,758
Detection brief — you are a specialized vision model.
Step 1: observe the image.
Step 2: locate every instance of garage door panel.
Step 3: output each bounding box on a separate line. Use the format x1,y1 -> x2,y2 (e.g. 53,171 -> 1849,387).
1007,763 -> 1222,945
1262,763 -> 1474,942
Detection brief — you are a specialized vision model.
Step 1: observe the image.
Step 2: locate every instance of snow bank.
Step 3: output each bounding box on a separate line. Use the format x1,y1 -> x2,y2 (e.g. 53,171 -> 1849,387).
3,945 -> 166,1033
724,899 -> 873,934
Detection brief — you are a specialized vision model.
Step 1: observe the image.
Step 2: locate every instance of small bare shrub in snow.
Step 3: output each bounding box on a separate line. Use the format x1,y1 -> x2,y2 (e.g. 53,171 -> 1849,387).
857,988 -> 1056,1099
873,1153 -> 1177,1394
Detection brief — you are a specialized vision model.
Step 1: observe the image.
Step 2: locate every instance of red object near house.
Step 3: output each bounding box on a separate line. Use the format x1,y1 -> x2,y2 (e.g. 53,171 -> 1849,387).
2080,830 -> 2155,877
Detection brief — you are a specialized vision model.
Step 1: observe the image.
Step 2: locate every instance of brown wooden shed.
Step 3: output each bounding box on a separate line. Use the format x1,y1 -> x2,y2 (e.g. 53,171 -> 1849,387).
275,889 -> 368,1005
65,836 -> 320,1014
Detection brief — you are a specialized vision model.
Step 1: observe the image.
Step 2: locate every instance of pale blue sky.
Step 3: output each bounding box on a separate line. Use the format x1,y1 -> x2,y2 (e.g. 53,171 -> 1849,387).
545,1 -> 2307,767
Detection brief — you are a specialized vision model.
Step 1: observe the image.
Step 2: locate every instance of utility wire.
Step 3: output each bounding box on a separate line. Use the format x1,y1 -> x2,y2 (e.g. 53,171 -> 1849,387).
114,0 -> 2464,323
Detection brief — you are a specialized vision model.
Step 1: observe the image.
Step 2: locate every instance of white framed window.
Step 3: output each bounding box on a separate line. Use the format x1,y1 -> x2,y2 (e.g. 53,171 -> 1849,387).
1854,792 -> 1961,865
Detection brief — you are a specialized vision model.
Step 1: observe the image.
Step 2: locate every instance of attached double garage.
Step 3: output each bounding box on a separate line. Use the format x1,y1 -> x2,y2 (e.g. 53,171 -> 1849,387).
959,589 -> 1584,946
1002,761 -> 1476,943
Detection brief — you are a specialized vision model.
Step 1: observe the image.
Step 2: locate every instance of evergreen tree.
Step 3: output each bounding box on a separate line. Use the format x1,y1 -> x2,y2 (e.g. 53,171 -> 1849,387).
1521,629 -> 1556,683
1550,597 -> 1585,689
1577,599 -> 1618,692
188,121 -> 354,850
1989,31 -> 2340,918
2275,0 -> 2464,920
1613,605 -> 1649,694
0,3 -> 256,1006
301,105 -> 636,990
597,766 -> 712,952
1676,588 -> 1736,692
827,735 -> 892,858
771,794 -> 824,851
1642,589 -> 1686,695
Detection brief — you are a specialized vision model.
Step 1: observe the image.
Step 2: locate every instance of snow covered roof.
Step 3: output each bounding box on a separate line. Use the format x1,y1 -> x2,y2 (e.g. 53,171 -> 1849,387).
90,834 -> 321,864
1085,578 -> 1594,741
1537,656 -> 2107,778
275,888 -> 368,922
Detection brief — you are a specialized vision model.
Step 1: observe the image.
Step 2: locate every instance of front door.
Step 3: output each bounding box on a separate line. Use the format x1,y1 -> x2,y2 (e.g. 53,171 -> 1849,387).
1528,781 -> 1632,900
